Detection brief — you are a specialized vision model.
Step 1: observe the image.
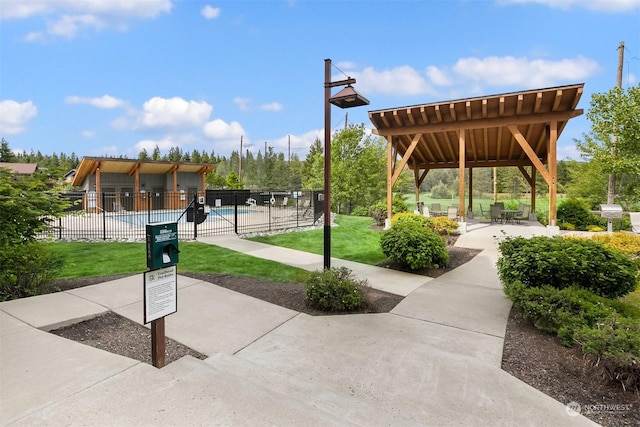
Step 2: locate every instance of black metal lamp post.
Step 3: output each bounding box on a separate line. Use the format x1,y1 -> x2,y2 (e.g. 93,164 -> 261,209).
323,58 -> 369,269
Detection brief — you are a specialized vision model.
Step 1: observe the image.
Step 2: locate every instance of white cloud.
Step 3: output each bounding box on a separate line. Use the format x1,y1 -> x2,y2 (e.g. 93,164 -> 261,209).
65,94 -> 126,109
202,119 -> 247,154
203,119 -> 245,139
259,102 -> 283,112
233,97 -> 251,112
497,0 -> 640,12
134,137 -> 176,154
1,0 -> 173,40
201,5 -> 220,19
0,100 -> 38,135
348,65 -> 436,96
81,130 -> 96,138
426,66 -> 453,86
451,55 -> 599,88
136,97 -> 212,130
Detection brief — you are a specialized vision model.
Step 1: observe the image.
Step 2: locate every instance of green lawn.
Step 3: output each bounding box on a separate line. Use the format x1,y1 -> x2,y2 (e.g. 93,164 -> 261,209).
46,241 -> 309,283
250,215 -> 386,265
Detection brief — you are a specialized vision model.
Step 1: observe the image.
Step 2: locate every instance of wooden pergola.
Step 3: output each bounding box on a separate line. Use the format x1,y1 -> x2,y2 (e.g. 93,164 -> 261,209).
369,83 -> 585,226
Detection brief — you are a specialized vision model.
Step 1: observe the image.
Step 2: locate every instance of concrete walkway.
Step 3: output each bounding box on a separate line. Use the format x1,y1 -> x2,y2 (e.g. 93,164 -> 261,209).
0,222 -> 598,426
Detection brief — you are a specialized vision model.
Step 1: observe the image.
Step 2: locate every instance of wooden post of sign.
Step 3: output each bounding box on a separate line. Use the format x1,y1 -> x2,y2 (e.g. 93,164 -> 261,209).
151,317 -> 166,368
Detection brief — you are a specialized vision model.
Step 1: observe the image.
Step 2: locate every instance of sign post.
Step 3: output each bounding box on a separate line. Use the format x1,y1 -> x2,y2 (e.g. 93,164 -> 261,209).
144,222 -> 179,368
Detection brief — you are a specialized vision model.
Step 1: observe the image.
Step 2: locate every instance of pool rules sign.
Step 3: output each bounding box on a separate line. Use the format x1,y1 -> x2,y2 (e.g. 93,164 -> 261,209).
144,222 -> 179,368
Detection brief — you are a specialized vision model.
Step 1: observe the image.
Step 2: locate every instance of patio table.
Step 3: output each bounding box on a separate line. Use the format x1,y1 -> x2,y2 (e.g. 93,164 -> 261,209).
501,210 -> 522,224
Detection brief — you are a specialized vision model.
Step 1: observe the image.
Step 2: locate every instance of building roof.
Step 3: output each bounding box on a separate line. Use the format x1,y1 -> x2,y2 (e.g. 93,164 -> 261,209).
71,157 -> 215,187
0,162 -> 39,175
368,83 -> 584,169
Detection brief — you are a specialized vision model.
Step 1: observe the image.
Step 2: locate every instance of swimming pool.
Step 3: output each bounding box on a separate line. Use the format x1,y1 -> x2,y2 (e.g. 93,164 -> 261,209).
114,208 -> 248,226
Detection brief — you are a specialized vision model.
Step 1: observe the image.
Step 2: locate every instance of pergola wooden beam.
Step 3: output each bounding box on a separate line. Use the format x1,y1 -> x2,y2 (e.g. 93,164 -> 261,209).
372,109 -> 582,137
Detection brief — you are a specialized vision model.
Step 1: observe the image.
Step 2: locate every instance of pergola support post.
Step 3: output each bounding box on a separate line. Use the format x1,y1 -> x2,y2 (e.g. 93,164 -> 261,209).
548,121 -> 558,226
458,130 -> 466,220
386,136 -> 393,228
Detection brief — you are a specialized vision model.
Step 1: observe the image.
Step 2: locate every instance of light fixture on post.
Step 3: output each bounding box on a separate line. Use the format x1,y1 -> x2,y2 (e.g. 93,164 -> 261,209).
323,58 -> 369,270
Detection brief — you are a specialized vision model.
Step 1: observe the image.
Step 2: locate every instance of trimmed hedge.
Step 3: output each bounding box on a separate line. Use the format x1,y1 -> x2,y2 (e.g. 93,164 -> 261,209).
497,236 -> 638,298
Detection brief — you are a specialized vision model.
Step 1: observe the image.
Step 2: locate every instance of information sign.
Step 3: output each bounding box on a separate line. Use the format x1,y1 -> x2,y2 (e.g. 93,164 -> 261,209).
143,265 -> 177,324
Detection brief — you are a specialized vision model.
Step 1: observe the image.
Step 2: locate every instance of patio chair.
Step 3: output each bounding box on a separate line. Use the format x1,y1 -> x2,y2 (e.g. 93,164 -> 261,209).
490,204 -> 503,223
478,204 -> 488,219
447,206 -> 459,221
630,212 -> 640,234
516,204 -> 530,224
422,206 -> 431,217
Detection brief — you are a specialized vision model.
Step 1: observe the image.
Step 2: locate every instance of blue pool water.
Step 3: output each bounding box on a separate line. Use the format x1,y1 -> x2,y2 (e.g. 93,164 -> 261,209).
114,208 -> 247,226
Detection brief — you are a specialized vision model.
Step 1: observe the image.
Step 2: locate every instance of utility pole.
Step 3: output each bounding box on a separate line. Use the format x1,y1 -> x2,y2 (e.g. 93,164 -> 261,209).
288,134 -> 291,162
344,112 -> 348,130
605,41 -> 624,233
239,135 -> 243,182
607,41 -> 624,206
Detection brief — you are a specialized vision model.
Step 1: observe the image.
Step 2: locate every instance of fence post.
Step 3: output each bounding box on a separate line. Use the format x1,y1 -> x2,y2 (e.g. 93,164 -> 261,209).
234,191 -> 239,234
58,217 -> 62,240
102,192 -> 106,241
193,194 -> 198,240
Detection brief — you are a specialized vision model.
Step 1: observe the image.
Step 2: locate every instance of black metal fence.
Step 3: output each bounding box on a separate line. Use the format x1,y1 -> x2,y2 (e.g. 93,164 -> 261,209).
40,190 -> 324,241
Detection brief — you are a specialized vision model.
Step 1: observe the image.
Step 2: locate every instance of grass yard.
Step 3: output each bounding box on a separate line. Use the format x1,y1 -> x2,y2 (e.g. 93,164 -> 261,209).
46,241 -> 309,284
249,215 -> 386,265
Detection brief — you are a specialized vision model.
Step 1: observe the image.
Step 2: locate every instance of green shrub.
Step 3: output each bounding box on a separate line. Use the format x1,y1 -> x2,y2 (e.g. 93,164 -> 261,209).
0,242 -> 63,301
574,316 -> 640,391
430,216 -> 459,235
559,222 -> 575,231
587,225 -> 605,232
380,221 -> 449,270
504,282 -> 639,344
504,281 -> 640,390
557,198 -> 592,230
391,212 -> 432,228
497,236 -> 639,298
369,196 -> 408,226
304,267 -> 367,312
350,206 -> 369,217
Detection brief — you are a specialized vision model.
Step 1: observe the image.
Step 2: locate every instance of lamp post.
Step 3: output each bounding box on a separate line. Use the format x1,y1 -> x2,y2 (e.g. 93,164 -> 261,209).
323,58 -> 369,269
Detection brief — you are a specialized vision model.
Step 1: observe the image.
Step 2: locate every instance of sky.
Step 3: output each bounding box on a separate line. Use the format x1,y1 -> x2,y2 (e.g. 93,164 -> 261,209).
1,0 -> 639,163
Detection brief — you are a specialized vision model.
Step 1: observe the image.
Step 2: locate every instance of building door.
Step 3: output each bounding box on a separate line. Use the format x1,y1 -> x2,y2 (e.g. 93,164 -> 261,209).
152,188 -> 165,210
121,188 -> 134,211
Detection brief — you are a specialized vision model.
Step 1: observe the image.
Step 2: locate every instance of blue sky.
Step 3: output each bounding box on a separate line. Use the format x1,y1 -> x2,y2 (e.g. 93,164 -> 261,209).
1,0 -> 639,162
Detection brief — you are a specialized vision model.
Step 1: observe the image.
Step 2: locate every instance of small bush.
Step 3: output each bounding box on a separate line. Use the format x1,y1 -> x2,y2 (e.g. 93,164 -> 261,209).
559,222 -> 575,231
0,242 -> 63,301
304,267 -> 367,312
369,196 -> 408,226
391,212 -> 432,228
497,236 -> 639,298
587,225 -> 605,232
350,206 -> 369,217
575,316 -> 640,391
557,198 -> 592,230
430,216 -> 459,236
380,221 -> 449,270
504,281 -> 640,391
